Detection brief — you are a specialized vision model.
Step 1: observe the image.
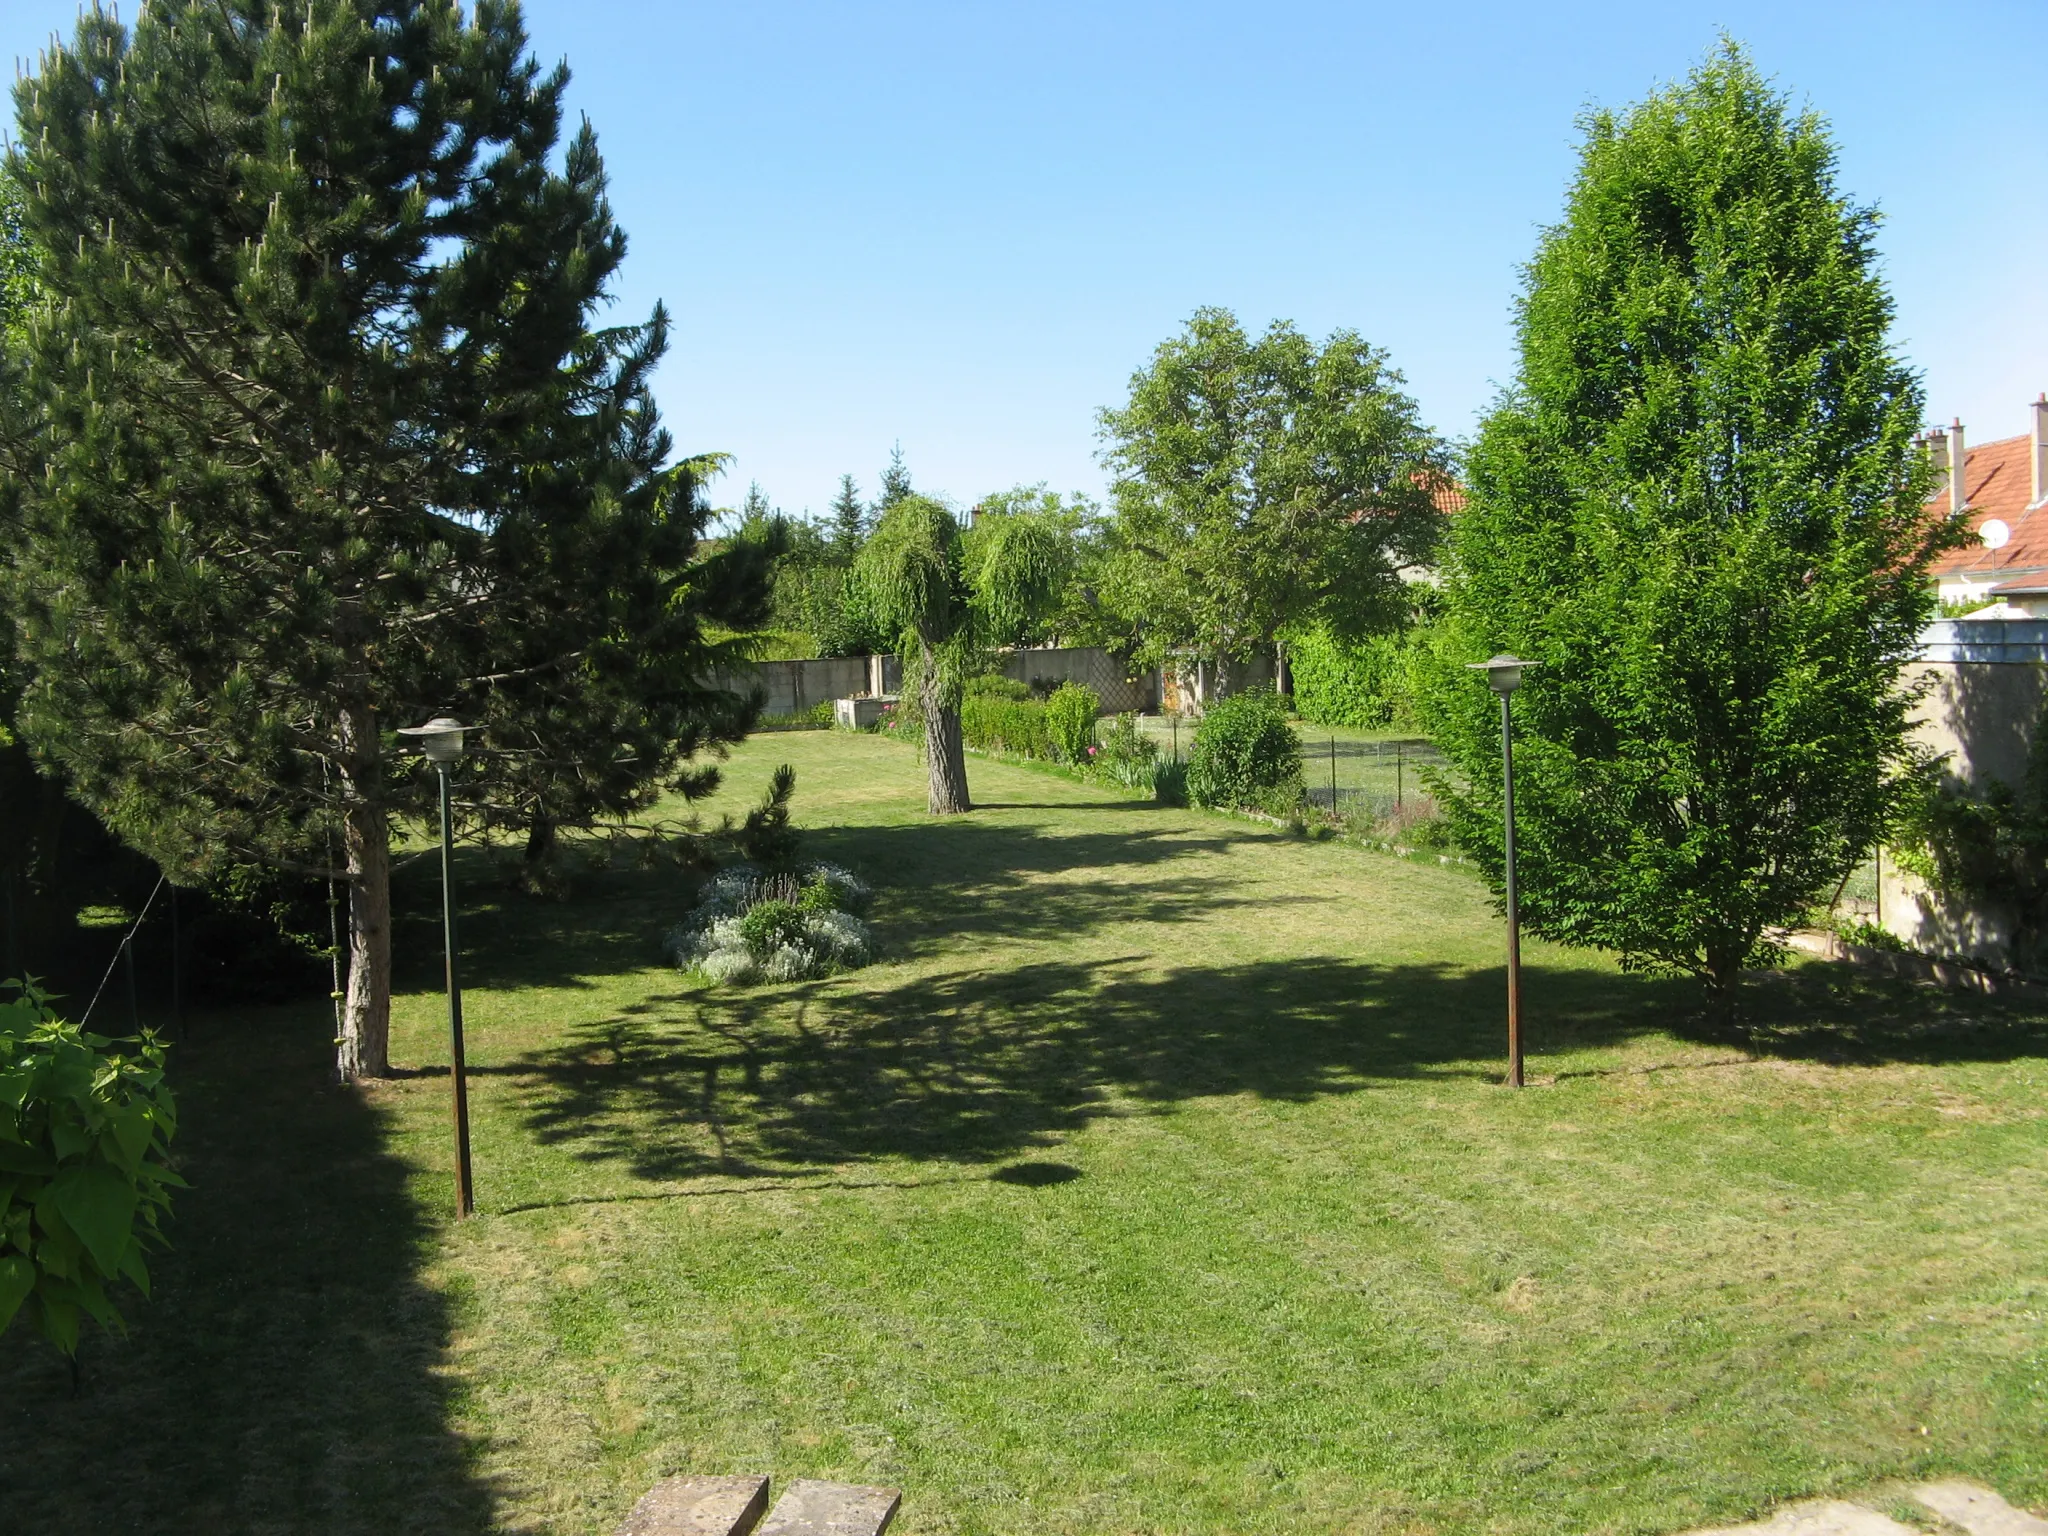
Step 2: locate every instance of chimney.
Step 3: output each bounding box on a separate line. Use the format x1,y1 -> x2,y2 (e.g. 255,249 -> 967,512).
1925,425 -> 1950,505
1950,418 -> 1967,514
2033,393 -> 2047,507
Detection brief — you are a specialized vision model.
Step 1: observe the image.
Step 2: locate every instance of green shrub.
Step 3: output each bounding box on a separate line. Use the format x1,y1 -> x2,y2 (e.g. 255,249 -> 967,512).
1833,917 -> 1909,954
0,982 -> 181,1357
1152,758 -> 1189,806
1044,682 -> 1101,764
1287,624 -> 1416,729
965,674 -> 1032,701
960,692 -> 1053,758
756,700 -> 834,731
1186,689 -> 1304,812
737,899 -> 807,959
1090,712 -> 1158,789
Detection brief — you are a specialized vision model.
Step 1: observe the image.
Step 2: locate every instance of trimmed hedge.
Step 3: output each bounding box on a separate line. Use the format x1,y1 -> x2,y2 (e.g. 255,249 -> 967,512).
960,693 -> 1053,758
1287,625 -> 1411,729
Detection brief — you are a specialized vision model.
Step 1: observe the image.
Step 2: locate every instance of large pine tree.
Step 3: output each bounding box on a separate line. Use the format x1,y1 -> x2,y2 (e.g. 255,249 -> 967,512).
2,1 -> 769,1078
1418,47 -> 1959,1012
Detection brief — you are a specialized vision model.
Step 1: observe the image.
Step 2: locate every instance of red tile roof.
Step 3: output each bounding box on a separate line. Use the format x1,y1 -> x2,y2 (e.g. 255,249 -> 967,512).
1926,429 -> 2048,589
1420,469 -> 1467,514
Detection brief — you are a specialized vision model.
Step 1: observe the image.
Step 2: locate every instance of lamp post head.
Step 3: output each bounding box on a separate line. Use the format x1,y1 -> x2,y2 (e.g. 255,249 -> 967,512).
399,715 -> 471,764
1467,654 -> 1532,697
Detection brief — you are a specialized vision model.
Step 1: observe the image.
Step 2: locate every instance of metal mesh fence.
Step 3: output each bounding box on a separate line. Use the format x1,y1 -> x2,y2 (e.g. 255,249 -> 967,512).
1299,736 -> 1449,820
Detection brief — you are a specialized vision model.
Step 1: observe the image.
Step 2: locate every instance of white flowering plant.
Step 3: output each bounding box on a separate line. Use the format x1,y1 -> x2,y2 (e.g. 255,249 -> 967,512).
668,862 -> 876,985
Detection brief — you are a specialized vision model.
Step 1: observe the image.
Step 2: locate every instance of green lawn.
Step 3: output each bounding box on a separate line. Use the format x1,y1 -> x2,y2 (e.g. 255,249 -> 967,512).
5,729 -> 2045,1535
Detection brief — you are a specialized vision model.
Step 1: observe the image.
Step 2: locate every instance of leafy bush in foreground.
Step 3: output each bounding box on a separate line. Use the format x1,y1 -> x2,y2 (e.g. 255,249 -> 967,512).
1186,689 -> 1303,813
0,983 -> 181,1357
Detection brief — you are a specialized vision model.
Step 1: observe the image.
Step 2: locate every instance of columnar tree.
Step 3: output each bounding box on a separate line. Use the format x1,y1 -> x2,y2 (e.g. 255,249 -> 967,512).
858,494 -> 1064,813
827,474 -> 867,562
1096,308 -> 1444,689
876,444 -> 913,513
2,1 -> 768,1079
1416,46 -> 1959,1013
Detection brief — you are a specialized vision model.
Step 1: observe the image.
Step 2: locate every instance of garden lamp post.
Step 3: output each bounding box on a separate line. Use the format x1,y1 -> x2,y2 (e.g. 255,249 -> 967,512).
1467,656 -> 1532,1088
399,715 -> 476,1216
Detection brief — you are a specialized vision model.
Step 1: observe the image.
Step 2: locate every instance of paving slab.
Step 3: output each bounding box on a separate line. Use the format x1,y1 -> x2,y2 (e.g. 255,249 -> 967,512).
1914,1482 -> 2048,1536
756,1478 -> 901,1536
1687,1499 -> 1920,1536
615,1474 -> 772,1536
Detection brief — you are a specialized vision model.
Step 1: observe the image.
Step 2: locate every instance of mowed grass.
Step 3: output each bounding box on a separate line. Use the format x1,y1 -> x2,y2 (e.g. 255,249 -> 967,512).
6,729 -> 2046,1535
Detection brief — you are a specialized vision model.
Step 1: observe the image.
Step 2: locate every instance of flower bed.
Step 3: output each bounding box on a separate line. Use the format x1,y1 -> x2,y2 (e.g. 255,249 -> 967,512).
668,862 -> 876,985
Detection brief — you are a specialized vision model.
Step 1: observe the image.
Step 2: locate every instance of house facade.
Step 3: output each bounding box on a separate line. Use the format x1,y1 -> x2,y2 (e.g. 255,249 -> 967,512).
1922,396 -> 2048,614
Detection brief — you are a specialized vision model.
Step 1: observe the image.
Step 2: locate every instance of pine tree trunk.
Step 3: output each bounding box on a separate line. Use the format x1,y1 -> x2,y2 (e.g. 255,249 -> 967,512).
524,813 -> 556,867
336,705 -> 393,1081
922,660 -> 971,815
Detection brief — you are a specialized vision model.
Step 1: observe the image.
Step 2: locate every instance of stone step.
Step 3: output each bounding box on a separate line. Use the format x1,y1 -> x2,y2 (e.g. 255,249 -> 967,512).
1914,1482 -> 2048,1536
756,1478 -> 901,1536
1686,1499 -> 1919,1536
614,1474 -> 772,1536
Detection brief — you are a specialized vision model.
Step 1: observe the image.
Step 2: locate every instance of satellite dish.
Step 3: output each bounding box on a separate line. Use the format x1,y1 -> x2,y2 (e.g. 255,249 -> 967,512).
1981,519 -> 2012,550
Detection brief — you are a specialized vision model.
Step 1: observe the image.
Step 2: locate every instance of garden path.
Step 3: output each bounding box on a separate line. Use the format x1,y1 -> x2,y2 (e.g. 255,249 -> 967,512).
1688,1484 -> 2048,1536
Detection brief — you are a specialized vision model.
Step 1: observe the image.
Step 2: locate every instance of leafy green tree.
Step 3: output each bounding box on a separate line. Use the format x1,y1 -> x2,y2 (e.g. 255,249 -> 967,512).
858,495 -> 1065,812
969,484 -> 1110,648
1415,46 -> 1960,1014
1096,308 -> 1444,688
2,2 -> 769,1079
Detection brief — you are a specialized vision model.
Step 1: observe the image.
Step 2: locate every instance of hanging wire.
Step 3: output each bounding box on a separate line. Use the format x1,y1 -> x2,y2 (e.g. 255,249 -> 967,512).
78,872 -> 165,1030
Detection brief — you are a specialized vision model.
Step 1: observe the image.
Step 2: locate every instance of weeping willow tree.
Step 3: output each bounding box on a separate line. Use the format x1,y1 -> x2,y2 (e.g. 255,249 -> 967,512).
859,495 -> 1069,813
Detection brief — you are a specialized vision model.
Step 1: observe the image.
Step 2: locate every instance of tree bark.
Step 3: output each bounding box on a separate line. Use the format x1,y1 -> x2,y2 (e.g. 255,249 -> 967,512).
1275,638 -> 1291,698
336,704 -> 393,1081
922,658 -> 971,815
523,813 -> 556,867
1702,940 -> 1745,1035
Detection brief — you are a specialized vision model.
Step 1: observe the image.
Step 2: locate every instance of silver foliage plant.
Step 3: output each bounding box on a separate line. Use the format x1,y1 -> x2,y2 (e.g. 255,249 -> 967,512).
668,863 -> 875,986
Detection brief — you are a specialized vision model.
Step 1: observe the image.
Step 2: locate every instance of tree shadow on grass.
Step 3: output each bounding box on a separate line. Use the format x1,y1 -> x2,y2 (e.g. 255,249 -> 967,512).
0,1005 -> 497,1535
500,956 -> 1652,1185
409,816 -> 1260,995
502,949 -> 2048,1194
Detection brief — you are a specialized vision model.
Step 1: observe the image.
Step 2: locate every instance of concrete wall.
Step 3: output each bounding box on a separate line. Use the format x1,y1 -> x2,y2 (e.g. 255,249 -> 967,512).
712,655 -> 876,717
995,647 -> 1158,714
1881,620 -> 2048,964
717,647 -> 1153,716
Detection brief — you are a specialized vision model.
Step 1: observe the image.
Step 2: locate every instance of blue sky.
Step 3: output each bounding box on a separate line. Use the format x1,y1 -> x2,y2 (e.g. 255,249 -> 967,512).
8,2 -> 2045,517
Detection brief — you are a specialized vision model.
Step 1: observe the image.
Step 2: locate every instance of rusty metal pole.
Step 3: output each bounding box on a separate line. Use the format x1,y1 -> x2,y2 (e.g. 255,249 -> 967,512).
1501,690 -> 1524,1089
437,761 -> 475,1217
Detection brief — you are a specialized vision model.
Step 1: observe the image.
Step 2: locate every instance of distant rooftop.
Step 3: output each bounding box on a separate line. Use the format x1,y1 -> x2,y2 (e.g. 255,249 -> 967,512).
1924,400 -> 2048,596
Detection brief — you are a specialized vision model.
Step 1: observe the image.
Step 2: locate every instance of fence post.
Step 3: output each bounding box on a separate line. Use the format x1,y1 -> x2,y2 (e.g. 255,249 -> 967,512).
1329,736 -> 1337,809
1397,743 -> 1404,810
